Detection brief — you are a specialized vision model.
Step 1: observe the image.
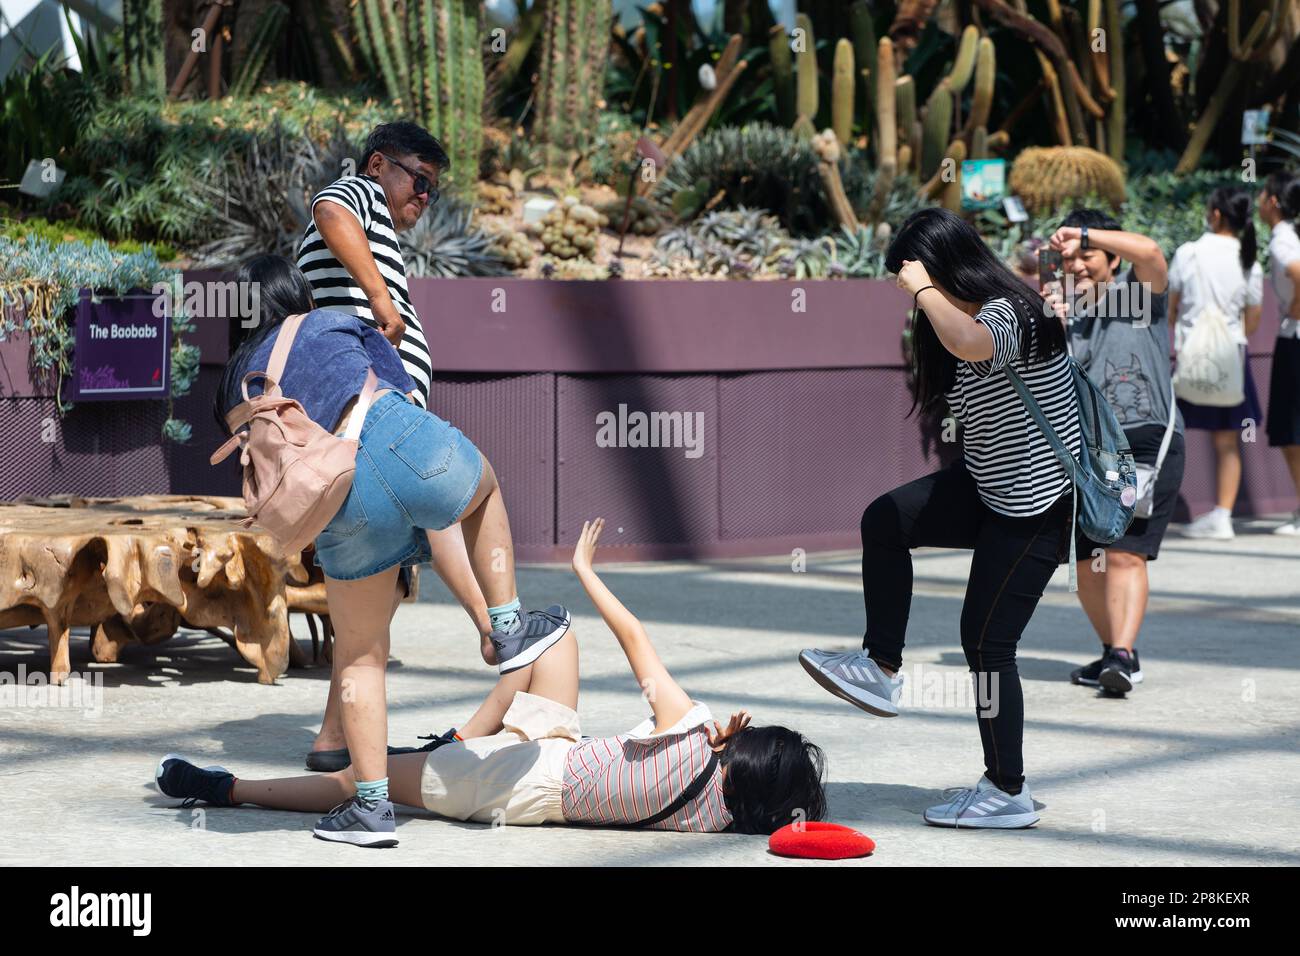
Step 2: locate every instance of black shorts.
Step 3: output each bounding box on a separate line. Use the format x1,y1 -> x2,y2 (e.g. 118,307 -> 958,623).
1076,424 -> 1186,561
1267,337 -> 1300,447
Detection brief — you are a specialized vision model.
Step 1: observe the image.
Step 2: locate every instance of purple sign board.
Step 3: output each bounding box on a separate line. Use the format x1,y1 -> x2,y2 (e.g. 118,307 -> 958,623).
67,290 -> 171,402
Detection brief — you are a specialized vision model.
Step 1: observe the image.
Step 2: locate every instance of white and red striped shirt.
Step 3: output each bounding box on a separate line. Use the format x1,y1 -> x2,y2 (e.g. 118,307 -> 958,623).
561,702 -> 733,832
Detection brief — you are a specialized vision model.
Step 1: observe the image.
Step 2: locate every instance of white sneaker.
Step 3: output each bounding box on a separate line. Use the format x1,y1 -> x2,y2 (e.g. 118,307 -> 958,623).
798,648 -> 904,717
1273,510 -> 1300,536
924,776 -> 1040,829
1183,509 -> 1234,540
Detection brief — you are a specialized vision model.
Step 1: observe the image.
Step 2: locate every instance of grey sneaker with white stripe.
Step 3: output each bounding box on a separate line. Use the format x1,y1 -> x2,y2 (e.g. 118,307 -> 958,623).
798,648 -> 904,717
923,775 -> 1040,829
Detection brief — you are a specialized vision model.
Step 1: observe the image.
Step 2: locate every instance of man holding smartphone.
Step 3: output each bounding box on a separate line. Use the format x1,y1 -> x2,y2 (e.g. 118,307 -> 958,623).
1041,209 -> 1185,697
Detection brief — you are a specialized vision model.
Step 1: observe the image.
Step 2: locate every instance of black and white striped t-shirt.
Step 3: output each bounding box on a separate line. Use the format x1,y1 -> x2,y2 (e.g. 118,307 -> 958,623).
946,297 -> 1080,516
296,175 -> 432,406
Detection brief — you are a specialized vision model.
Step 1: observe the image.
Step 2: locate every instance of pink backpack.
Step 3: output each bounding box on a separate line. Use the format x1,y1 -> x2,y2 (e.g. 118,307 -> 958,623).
211,313 -> 378,556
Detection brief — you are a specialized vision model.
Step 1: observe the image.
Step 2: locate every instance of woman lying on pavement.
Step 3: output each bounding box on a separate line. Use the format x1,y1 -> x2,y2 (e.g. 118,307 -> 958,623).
155,518 -> 828,846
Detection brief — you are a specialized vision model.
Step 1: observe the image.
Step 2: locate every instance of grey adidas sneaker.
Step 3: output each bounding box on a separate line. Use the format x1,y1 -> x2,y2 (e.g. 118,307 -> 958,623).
799,648 -> 904,717
313,795 -> 398,848
923,776 -> 1040,829
491,604 -> 570,674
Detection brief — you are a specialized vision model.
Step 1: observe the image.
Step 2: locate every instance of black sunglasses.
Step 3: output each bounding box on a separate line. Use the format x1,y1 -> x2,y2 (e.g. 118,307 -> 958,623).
380,153 -> 440,205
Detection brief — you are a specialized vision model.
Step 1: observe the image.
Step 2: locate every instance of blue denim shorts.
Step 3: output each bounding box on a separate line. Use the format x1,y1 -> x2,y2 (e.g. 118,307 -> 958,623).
314,390 -> 484,581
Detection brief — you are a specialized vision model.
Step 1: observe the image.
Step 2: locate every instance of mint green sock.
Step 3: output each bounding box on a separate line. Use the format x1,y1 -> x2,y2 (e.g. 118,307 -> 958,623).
488,596 -> 522,634
356,777 -> 388,804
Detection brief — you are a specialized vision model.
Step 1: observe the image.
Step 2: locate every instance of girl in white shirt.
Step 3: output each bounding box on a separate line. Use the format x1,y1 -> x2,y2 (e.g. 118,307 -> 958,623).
1260,172 -> 1300,535
1169,186 -> 1263,540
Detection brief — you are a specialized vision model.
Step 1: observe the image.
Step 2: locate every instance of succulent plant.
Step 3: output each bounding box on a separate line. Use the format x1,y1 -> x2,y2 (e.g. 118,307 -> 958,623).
832,223 -> 891,278
399,196 -> 512,278
525,197 -> 608,260
485,223 -> 535,270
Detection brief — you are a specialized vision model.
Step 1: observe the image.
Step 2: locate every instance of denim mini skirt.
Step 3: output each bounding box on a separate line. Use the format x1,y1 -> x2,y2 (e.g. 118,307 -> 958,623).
314,390 -> 484,581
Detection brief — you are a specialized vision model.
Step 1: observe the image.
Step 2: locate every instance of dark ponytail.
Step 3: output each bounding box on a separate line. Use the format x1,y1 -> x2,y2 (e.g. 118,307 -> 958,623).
1208,185 -> 1257,274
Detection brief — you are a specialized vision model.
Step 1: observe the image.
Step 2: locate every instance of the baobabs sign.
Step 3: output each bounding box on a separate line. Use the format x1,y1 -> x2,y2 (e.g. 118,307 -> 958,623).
68,289 -> 171,401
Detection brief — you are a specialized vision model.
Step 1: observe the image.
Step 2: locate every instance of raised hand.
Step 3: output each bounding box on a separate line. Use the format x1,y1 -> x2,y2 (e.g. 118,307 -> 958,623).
706,709 -> 752,752
571,517 -> 605,574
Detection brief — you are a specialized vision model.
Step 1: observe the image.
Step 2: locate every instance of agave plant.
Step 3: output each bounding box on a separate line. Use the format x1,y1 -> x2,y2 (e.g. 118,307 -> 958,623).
399,197 -> 511,279
832,224 -> 890,278
775,236 -> 836,279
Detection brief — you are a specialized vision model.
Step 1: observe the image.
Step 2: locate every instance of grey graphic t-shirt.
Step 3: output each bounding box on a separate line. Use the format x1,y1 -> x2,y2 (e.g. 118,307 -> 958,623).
1067,266 -> 1184,433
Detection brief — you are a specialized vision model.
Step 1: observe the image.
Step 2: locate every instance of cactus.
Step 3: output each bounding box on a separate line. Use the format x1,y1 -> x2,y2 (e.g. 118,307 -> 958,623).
866,37 -> 897,225
849,0 -> 876,136
971,125 -> 989,161
795,13 -> 818,128
1008,146 -> 1126,214
770,24 -> 796,127
920,80 -> 953,181
832,39 -> 855,146
355,1 -> 486,199
939,140 -> 966,212
949,24 -> 979,93
230,2 -> 290,97
895,75 -> 916,156
122,0 -> 165,96
535,0 -> 615,173
966,36 -> 996,134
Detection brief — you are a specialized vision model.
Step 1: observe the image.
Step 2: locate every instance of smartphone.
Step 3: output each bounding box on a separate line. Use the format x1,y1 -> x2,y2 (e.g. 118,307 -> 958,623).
1038,248 -> 1063,288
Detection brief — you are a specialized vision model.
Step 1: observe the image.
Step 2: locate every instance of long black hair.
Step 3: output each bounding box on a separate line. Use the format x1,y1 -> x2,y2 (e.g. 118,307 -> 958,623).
212,255 -> 316,435
1207,185 -> 1258,274
719,725 -> 827,835
885,207 -> 1066,413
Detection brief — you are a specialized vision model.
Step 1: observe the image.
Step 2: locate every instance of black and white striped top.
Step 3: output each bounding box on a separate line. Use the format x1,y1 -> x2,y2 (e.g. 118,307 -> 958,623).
947,297 -> 1080,516
296,175 -> 432,407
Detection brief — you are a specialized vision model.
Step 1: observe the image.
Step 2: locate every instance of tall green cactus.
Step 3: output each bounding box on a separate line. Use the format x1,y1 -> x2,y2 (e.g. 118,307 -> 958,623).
535,0 -> 614,173
354,0 -> 485,199
122,0 -> 165,96
895,75 -> 916,153
849,1 -> 876,141
794,13 -> 818,127
770,24 -> 796,128
831,39 -> 855,146
967,36 -> 996,133
920,81 -> 953,180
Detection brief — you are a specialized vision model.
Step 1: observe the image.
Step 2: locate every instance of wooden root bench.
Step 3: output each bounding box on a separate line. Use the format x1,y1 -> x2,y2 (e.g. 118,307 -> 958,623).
0,495 -> 417,684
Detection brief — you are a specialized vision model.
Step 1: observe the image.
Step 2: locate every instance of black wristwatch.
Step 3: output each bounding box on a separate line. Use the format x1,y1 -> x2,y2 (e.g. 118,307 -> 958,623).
1080,225 -> 1089,251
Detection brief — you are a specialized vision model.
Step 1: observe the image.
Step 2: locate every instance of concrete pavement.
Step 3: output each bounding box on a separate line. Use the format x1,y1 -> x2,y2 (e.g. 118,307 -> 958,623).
1,516 -> 1297,866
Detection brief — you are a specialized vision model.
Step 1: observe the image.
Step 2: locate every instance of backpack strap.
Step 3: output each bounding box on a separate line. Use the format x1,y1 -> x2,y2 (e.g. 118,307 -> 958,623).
214,314 -> 310,448
264,313 -> 308,390
1004,364 -> 1082,592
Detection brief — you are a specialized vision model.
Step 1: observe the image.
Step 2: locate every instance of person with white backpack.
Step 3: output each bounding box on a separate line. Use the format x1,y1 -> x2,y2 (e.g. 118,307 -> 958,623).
1169,186 -> 1264,541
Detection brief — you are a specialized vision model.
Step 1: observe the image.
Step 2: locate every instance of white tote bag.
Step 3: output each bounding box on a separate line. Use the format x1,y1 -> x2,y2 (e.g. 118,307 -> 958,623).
1172,247 -> 1245,407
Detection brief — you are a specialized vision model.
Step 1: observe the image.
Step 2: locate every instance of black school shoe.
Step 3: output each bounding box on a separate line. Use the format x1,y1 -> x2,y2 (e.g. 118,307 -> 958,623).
1099,647 -> 1143,694
1071,648 -> 1143,688
305,743 -> 423,773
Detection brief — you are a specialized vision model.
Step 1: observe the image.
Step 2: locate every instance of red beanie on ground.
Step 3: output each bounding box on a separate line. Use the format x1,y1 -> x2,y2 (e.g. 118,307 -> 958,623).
768,821 -> 875,860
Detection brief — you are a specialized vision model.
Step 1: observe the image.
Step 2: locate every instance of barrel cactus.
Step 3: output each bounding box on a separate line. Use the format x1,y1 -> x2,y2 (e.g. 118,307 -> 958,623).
1009,146 -> 1127,214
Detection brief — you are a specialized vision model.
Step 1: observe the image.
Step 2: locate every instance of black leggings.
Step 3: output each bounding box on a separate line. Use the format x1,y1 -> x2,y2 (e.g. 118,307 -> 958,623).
860,462 -> 1071,794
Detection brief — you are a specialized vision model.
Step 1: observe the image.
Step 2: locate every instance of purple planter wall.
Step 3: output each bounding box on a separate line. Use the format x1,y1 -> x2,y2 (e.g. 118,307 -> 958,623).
2,277 -> 1297,561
